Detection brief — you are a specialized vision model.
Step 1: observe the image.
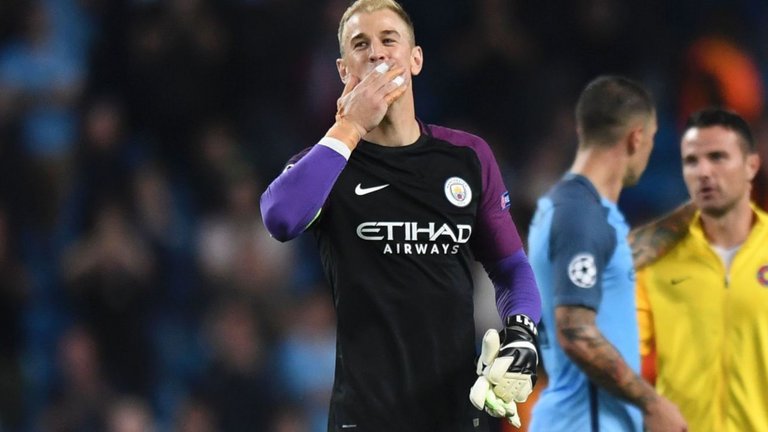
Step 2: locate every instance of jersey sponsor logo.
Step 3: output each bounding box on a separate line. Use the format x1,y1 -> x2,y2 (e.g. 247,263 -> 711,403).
758,265 -> 768,287
355,183 -> 390,196
568,253 -> 597,288
356,221 -> 472,255
444,177 -> 472,207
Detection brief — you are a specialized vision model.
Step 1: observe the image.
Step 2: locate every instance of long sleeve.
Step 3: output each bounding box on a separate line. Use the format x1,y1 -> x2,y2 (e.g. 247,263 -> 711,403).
260,137 -> 350,241
484,249 -> 542,323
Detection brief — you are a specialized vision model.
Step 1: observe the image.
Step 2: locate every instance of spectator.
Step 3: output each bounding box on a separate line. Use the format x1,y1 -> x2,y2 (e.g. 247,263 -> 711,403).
106,396 -> 157,432
40,325 -> 114,432
62,202 -> 156,398
196,298 -> 279,432
276,288 -> 336,432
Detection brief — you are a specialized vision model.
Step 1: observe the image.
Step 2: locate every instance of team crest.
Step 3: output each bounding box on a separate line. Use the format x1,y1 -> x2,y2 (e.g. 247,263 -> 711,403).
758,265 -> 768,287
444,177 -> 472,207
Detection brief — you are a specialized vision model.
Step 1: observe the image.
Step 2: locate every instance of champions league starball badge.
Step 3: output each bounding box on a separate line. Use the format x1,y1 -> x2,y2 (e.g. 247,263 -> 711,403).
444,176 -> 472,207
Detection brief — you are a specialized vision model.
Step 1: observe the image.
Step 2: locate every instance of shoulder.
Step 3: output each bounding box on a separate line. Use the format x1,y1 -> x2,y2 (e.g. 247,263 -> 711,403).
532,177 -> 605,229
753,207 -> 768,246
754,205 -> 768,227
548,177 -> 604,216
425,124 -> 504,181
425,124 -> 491,152
546,178 -> 615,245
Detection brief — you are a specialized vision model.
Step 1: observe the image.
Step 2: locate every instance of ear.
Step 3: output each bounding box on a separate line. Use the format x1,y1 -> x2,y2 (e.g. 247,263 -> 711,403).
336,58 -> 348,84
410,45 -> 424,76
746,152 -> 760,182
626,127 -> 643,156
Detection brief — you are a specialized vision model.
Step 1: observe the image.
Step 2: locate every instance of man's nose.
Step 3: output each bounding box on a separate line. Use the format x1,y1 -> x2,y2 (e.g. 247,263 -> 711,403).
696,160 -> 713,179
368,41 -> 387,62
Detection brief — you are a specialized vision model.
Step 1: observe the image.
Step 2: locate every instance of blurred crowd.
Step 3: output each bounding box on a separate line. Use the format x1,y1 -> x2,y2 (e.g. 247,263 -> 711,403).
0,0 -> 766,431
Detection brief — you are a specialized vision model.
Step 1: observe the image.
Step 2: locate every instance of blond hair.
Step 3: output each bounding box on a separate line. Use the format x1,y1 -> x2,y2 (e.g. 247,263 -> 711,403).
337,0 -> 415,55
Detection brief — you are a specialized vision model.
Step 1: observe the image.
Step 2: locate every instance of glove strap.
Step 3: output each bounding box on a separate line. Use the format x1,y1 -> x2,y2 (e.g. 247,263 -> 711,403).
505,314 -> 537,337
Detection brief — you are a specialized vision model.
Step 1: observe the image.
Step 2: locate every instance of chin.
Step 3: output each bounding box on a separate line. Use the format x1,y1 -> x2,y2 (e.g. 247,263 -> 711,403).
623,174 -> 640,187
699,202 -> 730,218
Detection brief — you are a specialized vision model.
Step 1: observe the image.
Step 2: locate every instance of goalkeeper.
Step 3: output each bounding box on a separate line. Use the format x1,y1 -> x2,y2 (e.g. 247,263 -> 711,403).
260,0 -> 540,431
526,76 -> 687,432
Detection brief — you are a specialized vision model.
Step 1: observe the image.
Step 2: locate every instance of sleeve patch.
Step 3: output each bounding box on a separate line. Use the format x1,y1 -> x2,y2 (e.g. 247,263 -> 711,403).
567,253 -> 598,288
501,191 -> 511,210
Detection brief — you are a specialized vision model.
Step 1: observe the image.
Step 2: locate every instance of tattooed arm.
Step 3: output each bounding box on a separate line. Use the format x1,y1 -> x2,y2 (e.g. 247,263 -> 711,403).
629,202 -> 696,269
556,306 -> 687,432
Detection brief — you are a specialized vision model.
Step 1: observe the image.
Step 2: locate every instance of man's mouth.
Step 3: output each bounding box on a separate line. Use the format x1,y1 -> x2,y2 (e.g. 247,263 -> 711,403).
698,185 -> 716,197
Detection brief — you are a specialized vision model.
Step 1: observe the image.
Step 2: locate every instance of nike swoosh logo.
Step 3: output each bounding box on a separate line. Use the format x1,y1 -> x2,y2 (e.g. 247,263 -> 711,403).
670,277 -> 690,285
355,183 -> 389,196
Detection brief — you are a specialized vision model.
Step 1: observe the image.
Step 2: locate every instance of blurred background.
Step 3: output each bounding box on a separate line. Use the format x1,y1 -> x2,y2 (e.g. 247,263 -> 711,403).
0,0 -> 766,431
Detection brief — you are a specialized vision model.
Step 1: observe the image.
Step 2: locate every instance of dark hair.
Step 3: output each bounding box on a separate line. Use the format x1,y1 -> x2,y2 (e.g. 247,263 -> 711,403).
684,107 -> 755,153
575,75 -> 655,146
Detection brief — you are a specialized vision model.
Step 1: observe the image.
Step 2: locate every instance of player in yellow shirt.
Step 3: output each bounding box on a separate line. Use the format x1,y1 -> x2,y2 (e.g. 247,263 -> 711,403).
633,107 -> 768,432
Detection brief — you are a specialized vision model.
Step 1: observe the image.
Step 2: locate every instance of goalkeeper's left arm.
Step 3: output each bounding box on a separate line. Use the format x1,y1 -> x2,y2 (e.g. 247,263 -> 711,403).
470,249 -> 541,427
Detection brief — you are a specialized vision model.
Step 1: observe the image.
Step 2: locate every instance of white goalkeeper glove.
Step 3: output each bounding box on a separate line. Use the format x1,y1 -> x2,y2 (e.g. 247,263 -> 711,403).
469,374 -> 521,427
469,314 -> 539,428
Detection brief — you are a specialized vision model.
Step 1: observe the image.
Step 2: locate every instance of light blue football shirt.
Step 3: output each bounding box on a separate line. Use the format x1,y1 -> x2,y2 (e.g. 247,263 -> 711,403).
527,174 -> 642,432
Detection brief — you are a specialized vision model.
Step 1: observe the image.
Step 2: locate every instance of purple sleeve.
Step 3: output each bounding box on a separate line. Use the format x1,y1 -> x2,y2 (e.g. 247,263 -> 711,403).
428,125 -> 539,322
427,125 -> 522,262
259,144 -> 347,241
484,249 -> 542,323
469,139 -> 523,262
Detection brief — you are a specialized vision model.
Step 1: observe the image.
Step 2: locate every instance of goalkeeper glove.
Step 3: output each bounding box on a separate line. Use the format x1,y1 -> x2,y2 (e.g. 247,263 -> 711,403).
469,374 -> 522,428
469,314 -> 538,427
485,314 -> 539,403
469,328 -> 523,427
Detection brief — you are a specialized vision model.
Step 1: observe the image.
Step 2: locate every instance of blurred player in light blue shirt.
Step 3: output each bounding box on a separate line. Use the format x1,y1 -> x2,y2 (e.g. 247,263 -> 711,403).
527,76 -> 687,432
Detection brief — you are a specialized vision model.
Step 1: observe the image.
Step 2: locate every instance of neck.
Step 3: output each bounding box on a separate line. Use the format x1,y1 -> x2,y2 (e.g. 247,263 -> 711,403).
569,144 -> 627,202
363,93 -> 421,147
699,197 -> 754,248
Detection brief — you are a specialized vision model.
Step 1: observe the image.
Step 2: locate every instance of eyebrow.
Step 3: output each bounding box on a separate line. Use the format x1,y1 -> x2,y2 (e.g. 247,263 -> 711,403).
380,29 -> 401,38
349,29 -> 402,44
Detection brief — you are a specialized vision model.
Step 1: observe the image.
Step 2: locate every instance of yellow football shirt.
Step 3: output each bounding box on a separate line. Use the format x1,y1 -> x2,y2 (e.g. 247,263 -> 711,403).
636,204 -> 768,432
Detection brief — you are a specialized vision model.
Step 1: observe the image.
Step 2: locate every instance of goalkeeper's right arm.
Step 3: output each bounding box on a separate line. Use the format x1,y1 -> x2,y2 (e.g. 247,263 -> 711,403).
470,314 -> 539,428
260,63 -> 407,241
485,314 -> 538,402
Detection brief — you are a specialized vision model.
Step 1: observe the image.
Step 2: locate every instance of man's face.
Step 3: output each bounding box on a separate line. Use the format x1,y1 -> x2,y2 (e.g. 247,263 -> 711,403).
336,9 -> 422,86
681,126 -> 759,217
624,113 -> 658,186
